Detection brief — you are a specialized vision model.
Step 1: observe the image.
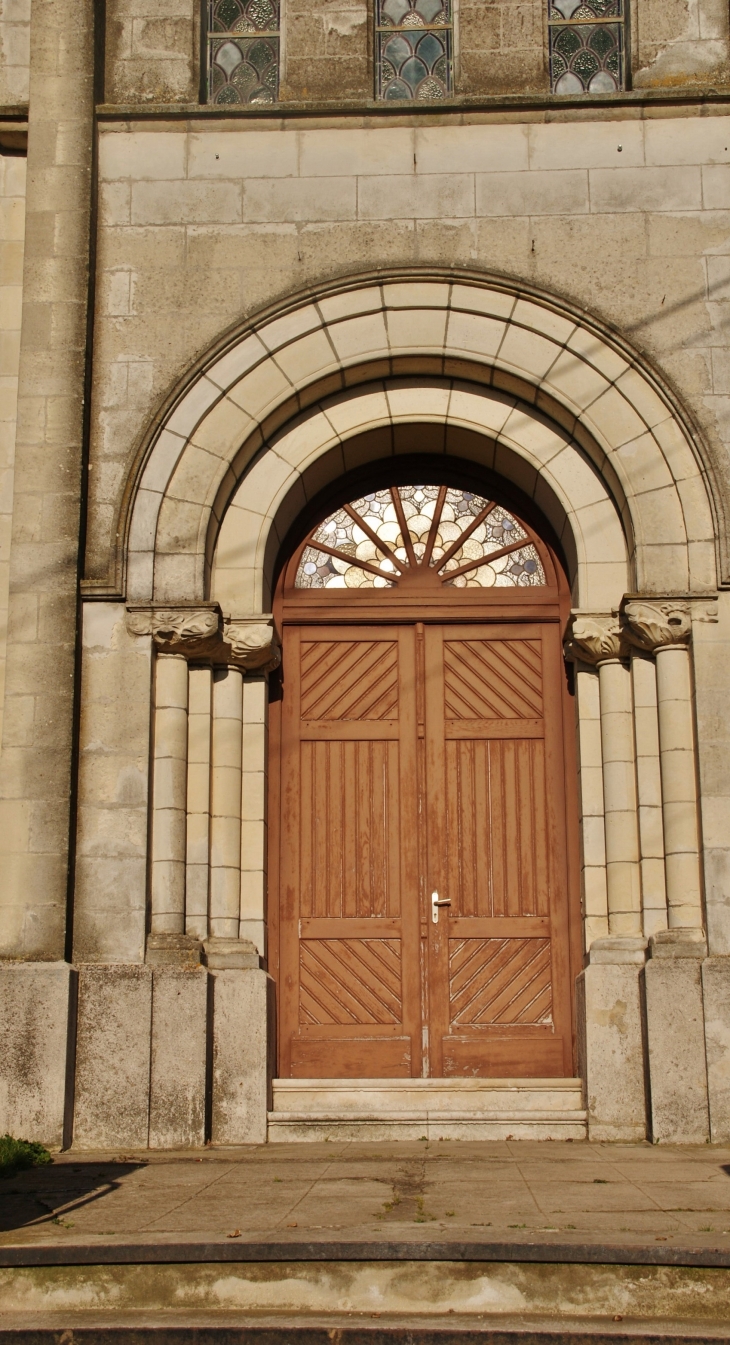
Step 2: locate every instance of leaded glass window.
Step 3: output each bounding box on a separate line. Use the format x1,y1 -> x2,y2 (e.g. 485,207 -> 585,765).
548,0 -> 625,95
207,0 -> 279,106
295,486 -> 545,590
376,0 -> 453,102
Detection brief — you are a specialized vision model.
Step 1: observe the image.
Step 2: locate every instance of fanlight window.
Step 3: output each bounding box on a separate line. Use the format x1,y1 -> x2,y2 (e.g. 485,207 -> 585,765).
295,485 -> 546,590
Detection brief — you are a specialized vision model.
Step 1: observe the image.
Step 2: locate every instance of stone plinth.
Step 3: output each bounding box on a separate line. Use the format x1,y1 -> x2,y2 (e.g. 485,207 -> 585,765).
576,939 -> 648,1142
149,967 -> 208,1149
73,965 -> 153,1149
645,931 -> 710,1143
702,956 -> 730,1144
210,967 -> 274,1145
0,962 -> 76,1148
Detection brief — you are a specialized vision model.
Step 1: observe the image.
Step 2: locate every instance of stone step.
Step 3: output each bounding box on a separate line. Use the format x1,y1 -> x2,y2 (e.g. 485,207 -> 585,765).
268,1077 -> 587,1141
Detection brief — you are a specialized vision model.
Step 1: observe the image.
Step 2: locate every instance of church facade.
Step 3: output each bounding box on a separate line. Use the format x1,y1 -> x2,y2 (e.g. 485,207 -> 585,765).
1,0 -> 730,1149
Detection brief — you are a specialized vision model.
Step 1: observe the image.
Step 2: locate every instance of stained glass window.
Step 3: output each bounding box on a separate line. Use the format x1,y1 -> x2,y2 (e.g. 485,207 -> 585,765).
548,0 -> 625,95
295,486 -> 545,590
376,0 -> 453,102
207,0 -> 279,106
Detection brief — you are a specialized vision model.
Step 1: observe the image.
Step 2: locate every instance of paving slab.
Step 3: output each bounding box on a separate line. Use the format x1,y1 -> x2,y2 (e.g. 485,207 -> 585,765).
1,1141 -> 730,1265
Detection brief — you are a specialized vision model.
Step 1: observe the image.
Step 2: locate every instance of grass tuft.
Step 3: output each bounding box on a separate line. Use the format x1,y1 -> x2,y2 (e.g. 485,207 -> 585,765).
0,1134 -> 52,1177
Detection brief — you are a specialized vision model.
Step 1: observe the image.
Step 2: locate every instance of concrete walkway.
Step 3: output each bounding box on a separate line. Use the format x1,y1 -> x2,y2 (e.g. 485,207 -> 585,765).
2,1140 -> 730,1253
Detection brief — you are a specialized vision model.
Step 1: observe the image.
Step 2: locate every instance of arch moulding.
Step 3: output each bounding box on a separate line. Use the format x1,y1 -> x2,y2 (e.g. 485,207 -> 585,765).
114,270 -> 720,614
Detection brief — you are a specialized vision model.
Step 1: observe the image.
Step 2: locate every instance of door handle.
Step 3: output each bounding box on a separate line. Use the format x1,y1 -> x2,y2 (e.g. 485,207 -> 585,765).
431,890 -> 451,924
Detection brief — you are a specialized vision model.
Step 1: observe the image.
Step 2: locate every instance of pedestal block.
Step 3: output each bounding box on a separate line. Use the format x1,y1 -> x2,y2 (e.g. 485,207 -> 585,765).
73,965 -> 153,1149
645,931 -> 709,1143
702,956 -> 730,1143
576,940 -> 648,1141
210,964 -> 275,1145
0,962 -> 76,1148
149,966 -> 208,1149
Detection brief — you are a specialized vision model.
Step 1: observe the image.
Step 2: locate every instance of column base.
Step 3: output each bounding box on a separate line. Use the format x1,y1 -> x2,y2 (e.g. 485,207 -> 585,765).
0,962 -> 76,1149
645,931 -> 710,1143
576,939 -> 648,1142
204,937 -> 261,969
146,933 -> 203,966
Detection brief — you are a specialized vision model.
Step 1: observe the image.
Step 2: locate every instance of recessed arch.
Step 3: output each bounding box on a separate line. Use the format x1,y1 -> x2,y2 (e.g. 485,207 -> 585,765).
122,272 -> 719,613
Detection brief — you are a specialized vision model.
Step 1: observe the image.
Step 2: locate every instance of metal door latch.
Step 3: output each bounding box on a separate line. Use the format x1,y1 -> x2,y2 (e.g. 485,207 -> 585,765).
431,890 -> 451,923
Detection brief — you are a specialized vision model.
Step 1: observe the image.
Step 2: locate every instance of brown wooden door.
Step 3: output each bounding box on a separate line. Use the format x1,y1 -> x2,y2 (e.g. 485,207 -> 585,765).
278,621 -> 573,1079
279,625 -> 421,1078
423,624 -> 573,1078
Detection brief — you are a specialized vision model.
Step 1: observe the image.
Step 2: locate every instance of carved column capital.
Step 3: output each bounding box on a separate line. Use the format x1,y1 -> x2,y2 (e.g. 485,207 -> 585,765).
621,600 -> 692,653
126,604 -> 281,673
565,612 -> 624,666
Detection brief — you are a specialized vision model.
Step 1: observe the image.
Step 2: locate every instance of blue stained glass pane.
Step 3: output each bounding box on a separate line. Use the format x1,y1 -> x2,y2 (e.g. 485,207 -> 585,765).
215,40 -> 243,75
383,33 -> 412,66
384,77 -> 412,99
416,0 -> 445,20
416,30 -> 444,64
381,0 -> 410,22
401,55 -> 428,88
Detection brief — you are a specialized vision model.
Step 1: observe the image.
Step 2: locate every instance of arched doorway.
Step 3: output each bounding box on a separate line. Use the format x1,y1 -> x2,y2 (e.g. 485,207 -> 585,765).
270,462 -> 580,1082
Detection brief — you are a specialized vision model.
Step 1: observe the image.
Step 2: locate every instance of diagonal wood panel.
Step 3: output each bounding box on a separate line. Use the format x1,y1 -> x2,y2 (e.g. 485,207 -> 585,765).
299,938 -> 403,1025
301,640 -> 399,720
444,640 -> 543,719
449,938 -> 553,1026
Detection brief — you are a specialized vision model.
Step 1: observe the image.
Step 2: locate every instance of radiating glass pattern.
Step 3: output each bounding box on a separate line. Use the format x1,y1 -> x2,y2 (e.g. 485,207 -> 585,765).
208,0 -> 279,105
548,0 -> 625,94
376,0 -> 453,102
295,486 -> 545,590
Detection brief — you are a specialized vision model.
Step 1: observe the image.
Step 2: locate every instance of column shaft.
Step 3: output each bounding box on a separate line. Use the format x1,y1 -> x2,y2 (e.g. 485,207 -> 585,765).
631,654 -> 668,937
655,645 -> 703,929
575,664 -> 609,947
210,667 -> 243,938
150,655 -> 188,934
0,0 -> 95,958
598,659 -> 642,936
186,666 -> 212,940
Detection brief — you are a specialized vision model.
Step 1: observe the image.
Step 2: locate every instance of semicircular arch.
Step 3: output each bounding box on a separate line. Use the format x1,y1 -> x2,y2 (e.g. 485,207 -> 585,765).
123,271 -> 719,612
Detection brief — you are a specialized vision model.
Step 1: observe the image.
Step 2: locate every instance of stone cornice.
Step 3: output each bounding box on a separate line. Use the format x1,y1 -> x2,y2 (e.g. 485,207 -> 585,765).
622,600 -> 692,653
126,604 -> 280,672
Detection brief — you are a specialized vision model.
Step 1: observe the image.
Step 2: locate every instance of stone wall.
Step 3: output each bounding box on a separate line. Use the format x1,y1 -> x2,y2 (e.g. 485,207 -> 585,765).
0,0 -> 30,105
87,113 -> 730,589
105,0 -> 200,105
0,152 -> 24,749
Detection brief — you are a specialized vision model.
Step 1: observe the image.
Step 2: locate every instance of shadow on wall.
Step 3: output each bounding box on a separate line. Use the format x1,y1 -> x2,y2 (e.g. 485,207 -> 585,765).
0,1161 -> 144,1233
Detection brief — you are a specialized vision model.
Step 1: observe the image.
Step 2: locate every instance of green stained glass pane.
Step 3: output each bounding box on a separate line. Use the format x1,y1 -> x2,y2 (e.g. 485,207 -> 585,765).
377,0 -> 452,99
555,27 -> 581,57
549,1 -> 624,94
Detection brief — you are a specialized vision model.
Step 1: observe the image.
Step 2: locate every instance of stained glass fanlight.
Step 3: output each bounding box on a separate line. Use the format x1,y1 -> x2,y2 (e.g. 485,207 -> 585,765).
376,0 -> 453,102
548,0 -> 625,95
295,486 -> 546,590
207,0 -> 280,105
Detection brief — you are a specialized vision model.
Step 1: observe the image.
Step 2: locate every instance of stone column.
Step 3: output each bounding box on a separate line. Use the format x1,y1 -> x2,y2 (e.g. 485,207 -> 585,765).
573,662 -> 609,949
150,655 -> 188,935
209,666 -> 243,940
623,601 -> 703,930
186,666 -> 212,941
240,676 -> 268,955
570,616 -> 642,938
0,0 -> 95,959
568,614 -> 647,1141
623,600 -> 709,1141
631,653 -> 668,938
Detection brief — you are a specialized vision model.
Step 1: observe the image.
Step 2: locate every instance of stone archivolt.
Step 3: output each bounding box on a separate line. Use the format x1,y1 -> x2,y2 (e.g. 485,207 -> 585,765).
126,604 -> 281,672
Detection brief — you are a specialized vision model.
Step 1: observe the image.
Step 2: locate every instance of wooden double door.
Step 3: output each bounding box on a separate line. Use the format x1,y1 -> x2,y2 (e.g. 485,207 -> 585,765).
277,621 -> 574,1079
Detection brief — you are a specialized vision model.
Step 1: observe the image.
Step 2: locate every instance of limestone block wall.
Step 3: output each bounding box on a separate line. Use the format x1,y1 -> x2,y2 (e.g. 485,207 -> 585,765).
0,152 -> 24,749
0,0 -> 30,105
87,113 -> 730,593
633,0 -> 730,89
105,0 -> 200,105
